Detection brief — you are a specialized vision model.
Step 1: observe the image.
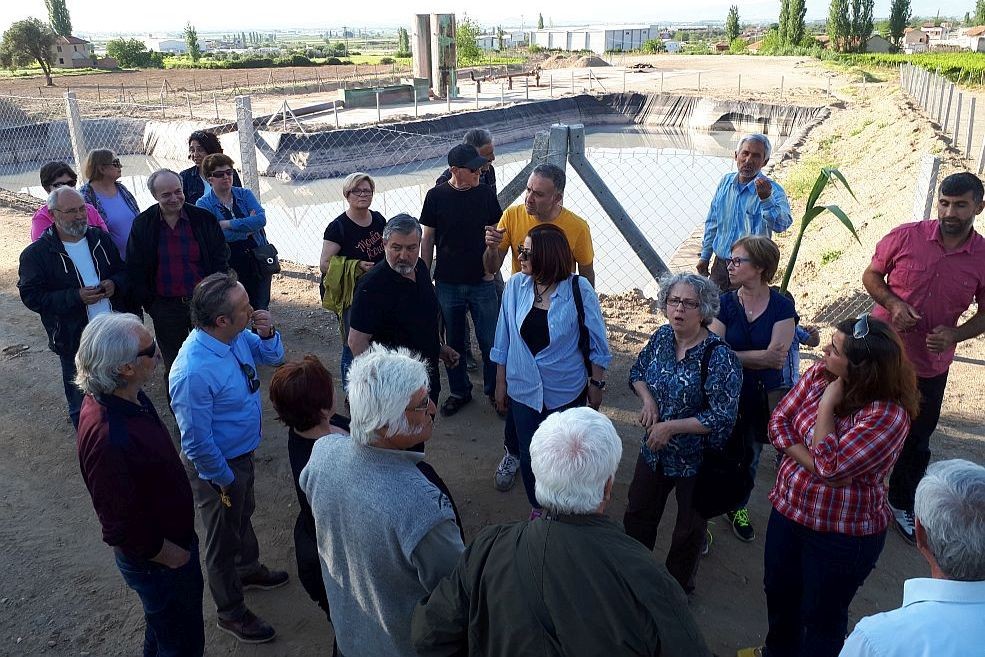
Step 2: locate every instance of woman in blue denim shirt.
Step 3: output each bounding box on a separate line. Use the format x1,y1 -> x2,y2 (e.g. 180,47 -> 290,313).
623,272 -> 742,594
196,153 -> 271,309
491,223 -> 611,519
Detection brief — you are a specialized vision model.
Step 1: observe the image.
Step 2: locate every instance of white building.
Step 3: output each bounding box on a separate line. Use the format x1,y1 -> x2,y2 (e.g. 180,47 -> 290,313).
142,38 -> 187,54
528,24 -> 660,55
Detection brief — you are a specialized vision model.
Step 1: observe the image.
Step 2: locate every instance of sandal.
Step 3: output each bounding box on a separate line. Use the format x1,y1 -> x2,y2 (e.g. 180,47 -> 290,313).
440,394 -> 472,417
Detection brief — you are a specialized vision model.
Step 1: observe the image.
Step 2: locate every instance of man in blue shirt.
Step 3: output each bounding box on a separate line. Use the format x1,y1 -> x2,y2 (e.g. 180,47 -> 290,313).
169,272 -> 286,644
697,134 -> 793,292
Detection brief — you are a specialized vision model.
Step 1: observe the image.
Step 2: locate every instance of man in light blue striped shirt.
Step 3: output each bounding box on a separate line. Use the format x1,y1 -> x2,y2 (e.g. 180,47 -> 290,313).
697,134 -> 793,291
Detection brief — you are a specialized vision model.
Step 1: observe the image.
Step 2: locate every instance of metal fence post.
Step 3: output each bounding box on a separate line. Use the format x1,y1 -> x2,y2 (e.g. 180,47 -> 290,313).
697,71 -> 701,92
967,97 -> 976,158
376,90 -> 381,124
660,71 -> 664,94
235,96 -> 260,198
738,73 -> 741,95
955,92 -> 964,150
497,131 -> 551,209
64,91 -> 86,168
566,124 -> 669,280
549,74 -> 553,98
943,84 -> 955,136
912,154 -> 941,220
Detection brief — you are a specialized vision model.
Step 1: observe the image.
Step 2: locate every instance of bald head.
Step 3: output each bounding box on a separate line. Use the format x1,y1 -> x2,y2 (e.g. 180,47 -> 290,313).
47,186 -> 84,212
47,187 -> 88,240
147,169 -> 185,215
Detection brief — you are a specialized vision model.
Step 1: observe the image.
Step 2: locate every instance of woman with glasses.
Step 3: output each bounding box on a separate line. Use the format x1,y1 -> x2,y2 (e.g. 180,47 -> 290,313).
268,355 -> 349,628
180,130 -> 242,205
756,315 -> 918,657
30,161 -> 107,241
708,235 -> 795,543
623,272 -> 742,594
196,153 -> 271,309
491,223 -> 611,519
79,149 -> 140,260
319,172 -> 387,387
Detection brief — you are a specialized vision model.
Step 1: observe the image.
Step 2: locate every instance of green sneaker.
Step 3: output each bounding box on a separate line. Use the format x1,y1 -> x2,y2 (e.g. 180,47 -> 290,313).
726,508 -> 755,542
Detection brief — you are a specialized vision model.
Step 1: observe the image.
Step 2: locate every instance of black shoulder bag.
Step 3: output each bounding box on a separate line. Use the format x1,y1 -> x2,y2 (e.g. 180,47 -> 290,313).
691,339 -> 754,520
570,274 -> 592,377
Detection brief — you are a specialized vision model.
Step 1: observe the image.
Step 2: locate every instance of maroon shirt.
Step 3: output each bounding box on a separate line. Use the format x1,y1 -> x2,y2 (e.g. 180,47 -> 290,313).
155,209 -> 204,298
77,391 -> 195,560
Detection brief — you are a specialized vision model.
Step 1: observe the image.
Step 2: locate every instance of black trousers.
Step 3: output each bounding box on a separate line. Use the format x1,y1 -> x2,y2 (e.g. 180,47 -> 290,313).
148,296 -> 193,371
888,371 -> 949,512
623,454 -> 706,594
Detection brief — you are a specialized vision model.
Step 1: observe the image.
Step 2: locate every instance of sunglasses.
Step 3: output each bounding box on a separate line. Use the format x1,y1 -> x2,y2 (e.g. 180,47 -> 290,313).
518,247 -> 533,260
104,159 -> 122,168
51,180 -> 77,189
136,339 -> 158,359
666,297 -> 701,310
209,169 -> 234,179
725,256 -> 753,268
853,313 -> 872,356
239,362 -> 261,394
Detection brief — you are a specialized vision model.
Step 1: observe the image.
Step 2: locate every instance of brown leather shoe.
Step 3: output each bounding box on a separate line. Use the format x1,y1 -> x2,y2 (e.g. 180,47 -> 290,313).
217,609 -> 276,643
240,565 -> 289,591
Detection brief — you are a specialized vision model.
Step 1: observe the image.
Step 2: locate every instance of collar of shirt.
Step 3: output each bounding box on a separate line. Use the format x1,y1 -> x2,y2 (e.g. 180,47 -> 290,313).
926,220 -> 985,255
902,577 -> 985,607
192,327 -> 235,357
362,443 -> 426,464
96,390 -> 157,417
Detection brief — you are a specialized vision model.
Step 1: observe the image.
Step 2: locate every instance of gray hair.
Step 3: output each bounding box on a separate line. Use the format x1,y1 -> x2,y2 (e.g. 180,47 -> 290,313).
737,133 -> 772,161
530,407 -> 622,514
383,213 -> 422,241
74,313 -> 145,396
47,186 -> 84,211
656,272 -> 721,326
531,163 -> 566,195
914,459 -> 985,581
146,168 -> 180,196
190,272 -> 240,328
347,345 -> 430,447
462,128 -> 493,149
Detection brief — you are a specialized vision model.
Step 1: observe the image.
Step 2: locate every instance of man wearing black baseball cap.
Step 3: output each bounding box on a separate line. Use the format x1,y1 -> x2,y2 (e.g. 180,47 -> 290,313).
420,144 -> 503,417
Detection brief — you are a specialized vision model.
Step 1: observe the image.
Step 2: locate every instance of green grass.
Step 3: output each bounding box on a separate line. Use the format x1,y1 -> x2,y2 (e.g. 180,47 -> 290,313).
781,155 -> 838,200
0,66 -> 117,79
836,52 -> 985,85
820,249 -> 843,265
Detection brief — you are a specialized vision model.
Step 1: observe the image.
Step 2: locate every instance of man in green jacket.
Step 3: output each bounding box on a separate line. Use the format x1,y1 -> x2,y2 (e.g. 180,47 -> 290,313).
412,407 -> 711,657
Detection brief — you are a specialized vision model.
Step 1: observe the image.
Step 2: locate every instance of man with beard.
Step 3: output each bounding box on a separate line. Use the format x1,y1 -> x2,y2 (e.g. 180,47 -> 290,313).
697,133 -> 792,292
18,186 -> 127,428
863,171 -> 985,545
348,214 -> 459,404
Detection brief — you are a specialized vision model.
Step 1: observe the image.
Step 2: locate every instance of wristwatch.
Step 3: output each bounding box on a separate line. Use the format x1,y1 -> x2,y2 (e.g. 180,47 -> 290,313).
589,378 -> 606,390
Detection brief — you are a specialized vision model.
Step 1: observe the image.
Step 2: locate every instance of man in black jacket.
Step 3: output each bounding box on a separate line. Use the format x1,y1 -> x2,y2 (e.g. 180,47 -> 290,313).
126,169 -> 229,372
18,187 -> 128,428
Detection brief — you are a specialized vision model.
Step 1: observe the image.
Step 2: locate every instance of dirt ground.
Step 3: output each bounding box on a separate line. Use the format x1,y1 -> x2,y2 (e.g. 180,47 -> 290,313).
1,60 -> 984,657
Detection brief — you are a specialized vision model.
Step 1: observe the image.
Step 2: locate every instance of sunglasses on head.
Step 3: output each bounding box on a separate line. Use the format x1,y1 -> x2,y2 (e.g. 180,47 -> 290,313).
853,313 -> 872,356
136,339 -> 158,359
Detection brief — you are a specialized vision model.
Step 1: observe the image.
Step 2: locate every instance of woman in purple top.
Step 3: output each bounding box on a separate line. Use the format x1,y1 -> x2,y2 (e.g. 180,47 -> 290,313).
79,149 -> 140,260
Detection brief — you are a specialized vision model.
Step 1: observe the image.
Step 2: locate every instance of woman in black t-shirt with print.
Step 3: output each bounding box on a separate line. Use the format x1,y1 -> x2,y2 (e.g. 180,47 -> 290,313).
320,172 -> 386,386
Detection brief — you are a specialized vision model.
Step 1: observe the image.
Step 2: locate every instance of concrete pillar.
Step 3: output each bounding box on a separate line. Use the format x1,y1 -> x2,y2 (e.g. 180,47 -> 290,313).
430,13 -> 457,98
411,15 -> 431,82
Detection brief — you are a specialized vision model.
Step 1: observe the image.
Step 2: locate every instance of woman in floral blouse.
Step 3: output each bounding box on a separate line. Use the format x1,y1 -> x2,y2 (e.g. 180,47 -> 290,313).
759,314 -> 918,657
623,272 -> 742,594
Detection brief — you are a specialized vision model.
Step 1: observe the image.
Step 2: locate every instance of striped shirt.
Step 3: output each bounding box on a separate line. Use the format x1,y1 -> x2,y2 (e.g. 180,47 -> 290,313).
768,363 -> 910,536
700,172 -> 793,261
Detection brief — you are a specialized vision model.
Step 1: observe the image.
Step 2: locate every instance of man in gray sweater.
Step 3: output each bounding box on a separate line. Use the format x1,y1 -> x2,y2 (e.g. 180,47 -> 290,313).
300,345 -> 464,657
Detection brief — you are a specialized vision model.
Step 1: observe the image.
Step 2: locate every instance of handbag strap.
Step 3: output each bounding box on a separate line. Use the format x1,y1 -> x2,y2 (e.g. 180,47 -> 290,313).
570,275 -> 592,377
513,525 -> 564,656
699,338 -> 727,411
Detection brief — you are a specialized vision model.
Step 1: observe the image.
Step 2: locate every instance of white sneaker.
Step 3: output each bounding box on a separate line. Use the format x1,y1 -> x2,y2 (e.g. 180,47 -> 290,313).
889,504 -> 916,545
494,452 -> 519,492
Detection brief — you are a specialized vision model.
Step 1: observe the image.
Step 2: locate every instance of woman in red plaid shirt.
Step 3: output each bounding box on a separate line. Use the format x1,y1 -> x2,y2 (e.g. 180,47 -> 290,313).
757,314 -> 919,657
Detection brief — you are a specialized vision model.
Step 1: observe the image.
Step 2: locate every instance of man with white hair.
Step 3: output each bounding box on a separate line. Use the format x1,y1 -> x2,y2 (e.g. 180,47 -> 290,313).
697,133 -> 792,292
75,313 -> 204,656
412,407 -> 712,657
840,459 -> 985,657
300,345 -> 464,657
18,186 -> 127,428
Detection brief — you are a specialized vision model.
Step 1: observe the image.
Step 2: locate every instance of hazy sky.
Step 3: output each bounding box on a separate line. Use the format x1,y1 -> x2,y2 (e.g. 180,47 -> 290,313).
2,1 -> 975,35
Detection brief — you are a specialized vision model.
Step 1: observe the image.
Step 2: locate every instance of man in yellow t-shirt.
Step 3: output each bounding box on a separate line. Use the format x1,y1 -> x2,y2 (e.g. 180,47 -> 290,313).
483,164 -> 595,287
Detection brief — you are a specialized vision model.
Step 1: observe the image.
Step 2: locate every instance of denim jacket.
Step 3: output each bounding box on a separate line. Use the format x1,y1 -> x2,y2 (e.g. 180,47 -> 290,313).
195,187 -> 267,244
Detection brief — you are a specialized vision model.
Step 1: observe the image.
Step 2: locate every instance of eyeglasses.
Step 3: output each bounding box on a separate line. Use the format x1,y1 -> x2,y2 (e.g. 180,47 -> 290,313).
349,188 -> 373,196
406,396 -> 432,414
854,313 -> 872,356
666,297 -> 701,310
517,247 -> 533,260
135,339 -> 158,359
54,205 -> 87,215
51,180 -> 76,189
239,362 -> 261,394
209,169 -> 234,179
726,256 -> 753,268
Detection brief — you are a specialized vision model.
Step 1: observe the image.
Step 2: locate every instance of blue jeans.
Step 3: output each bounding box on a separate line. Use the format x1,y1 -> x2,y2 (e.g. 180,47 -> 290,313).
510,391 -> 587,508
339,306 -> 354,390
763,509 -> 885,657
115,541 -> 205,657
59,351 -> 83,429
436,281 -> 499,398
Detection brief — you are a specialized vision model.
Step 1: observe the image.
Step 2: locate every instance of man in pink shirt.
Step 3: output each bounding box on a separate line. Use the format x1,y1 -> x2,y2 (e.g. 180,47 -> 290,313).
863,172 -> 985,544
30,161 -> 107,241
